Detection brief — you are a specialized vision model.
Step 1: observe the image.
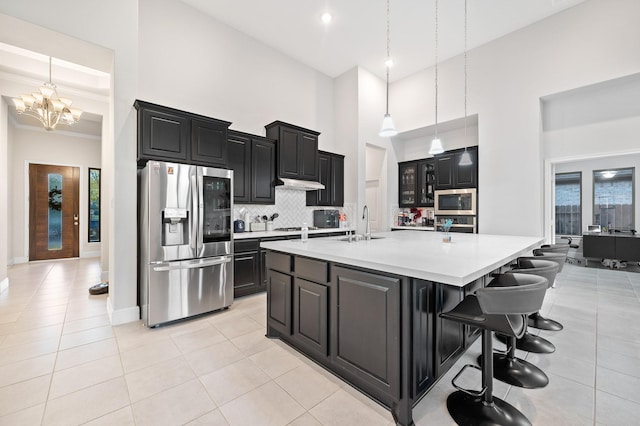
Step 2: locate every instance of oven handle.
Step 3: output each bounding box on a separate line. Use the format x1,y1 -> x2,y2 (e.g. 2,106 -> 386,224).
153,256 -> 231,272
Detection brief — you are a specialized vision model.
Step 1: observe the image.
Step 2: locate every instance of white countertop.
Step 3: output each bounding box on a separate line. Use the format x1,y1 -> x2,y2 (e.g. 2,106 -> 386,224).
261,231 -> 543,286
234,227 -> 352,240
391,226 -> 435,231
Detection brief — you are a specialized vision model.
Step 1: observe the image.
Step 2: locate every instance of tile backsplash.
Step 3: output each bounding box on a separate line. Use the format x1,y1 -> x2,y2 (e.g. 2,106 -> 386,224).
234,187 -> 355,229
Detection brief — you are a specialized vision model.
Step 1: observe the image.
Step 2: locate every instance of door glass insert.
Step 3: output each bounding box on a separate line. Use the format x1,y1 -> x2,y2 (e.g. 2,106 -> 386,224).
88,168 -> 101,242
202,176 -> 231,243
48,173 -> 63,250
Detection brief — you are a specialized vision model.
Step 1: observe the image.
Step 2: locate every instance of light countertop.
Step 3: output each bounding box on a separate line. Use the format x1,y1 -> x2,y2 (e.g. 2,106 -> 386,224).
391,225 -> 435,231
261,231 -> 543,287
234,227 -> 353,240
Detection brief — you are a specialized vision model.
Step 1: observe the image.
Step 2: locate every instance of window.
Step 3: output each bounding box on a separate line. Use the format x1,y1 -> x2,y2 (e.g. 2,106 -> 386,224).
555,172 -> 582,235
88,168 -> 101,243
593,167 -> 634,231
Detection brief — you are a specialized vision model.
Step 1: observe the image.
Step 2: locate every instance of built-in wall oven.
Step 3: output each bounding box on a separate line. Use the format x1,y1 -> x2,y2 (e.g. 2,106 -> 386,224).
435,215 -> 477,233
434,188 -> 476,216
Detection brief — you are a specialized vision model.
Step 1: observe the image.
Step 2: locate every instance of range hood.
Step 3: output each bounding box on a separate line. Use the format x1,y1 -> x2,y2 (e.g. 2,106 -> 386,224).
278,177 -> 325,191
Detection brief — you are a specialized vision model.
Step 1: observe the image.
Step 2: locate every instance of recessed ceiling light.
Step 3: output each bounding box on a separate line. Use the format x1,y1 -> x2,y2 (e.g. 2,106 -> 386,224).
321,12 -> 332,24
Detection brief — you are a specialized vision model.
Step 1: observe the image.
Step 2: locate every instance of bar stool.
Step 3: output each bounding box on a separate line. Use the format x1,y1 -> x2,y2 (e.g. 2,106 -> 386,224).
498,258 -> 560,354
479,273 -> 549,389
531,248 -> 566,331
441,272 -> 548,426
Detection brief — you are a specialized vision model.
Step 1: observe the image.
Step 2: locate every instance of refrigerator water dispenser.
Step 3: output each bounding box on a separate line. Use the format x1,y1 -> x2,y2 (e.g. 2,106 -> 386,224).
162,208 -> 189,246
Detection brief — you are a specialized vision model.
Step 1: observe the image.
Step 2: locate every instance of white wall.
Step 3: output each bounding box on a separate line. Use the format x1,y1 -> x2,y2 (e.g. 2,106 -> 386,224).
0,98 -> 8,292
9,124 -> 102,263
389,0 -> 640,237
137,0 -> 335,147
555,154 -> 640,234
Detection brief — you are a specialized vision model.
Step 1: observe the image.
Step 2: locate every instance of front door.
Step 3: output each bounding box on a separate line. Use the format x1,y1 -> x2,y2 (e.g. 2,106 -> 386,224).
29,164 -> 80,261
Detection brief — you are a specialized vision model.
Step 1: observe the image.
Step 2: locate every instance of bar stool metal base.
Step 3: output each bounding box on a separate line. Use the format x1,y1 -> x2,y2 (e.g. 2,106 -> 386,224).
528,312 -> 563,331
447,390 -> 532,426
478,354 -> 549,389
497,332 -> 556,354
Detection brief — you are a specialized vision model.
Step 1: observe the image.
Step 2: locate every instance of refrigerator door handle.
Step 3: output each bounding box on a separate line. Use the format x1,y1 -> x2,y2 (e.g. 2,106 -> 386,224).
153,256 -> 232,272
190,173 -> 199,252
196,170 -> 205,253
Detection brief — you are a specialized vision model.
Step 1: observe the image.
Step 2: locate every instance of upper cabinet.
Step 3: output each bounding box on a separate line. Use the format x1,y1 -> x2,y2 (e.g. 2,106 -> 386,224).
228,130 -> 276,204
307,151 -> 344,207
434,146 -> 478,190
135,100 -> 231,168
265,121 -> 320,182
399,147 -> 478,207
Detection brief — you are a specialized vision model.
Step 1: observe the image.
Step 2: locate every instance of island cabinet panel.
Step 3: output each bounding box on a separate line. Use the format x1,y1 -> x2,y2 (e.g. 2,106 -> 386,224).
293,278 -> 329,356
330,266 -> 400,399
434,284 -> 465,377
412,280 -> 435,395
267,270 -> 292,336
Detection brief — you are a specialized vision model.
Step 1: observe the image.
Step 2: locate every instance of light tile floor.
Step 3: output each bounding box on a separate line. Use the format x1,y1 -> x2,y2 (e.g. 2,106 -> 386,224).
1,258 -> 639,425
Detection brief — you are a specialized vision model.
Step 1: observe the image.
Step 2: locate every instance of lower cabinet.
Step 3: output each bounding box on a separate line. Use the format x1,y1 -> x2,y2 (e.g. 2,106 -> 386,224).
293,278 -> 328,356
233,239 -> 262,298
434,284 -> 465,377
330,266 -> 400,399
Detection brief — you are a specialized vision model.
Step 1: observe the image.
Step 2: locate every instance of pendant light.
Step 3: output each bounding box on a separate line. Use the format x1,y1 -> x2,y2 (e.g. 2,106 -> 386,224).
459,0 -> 473,166
429,0 -> 444,155
379,0 -> 398,137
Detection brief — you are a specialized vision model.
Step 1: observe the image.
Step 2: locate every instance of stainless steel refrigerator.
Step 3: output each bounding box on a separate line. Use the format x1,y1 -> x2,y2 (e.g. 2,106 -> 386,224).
139,161 -> 233,327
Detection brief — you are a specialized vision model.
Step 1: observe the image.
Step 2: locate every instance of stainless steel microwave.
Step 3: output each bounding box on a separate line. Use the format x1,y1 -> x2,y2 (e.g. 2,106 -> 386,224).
434,188 -> 477,215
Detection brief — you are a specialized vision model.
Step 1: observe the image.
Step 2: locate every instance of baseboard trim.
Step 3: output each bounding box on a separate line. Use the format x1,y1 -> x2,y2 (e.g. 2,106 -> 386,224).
11,257 -> 28,264
0,277 -> 8,294
107,297 -> 140,325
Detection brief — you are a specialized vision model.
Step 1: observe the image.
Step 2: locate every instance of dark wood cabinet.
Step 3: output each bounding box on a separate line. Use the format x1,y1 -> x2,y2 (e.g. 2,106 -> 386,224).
265,121 -> 320,182
136,102 -> 189,165
293,278 -> 329,356
233,239 -> 261,298
418,160 -> 436,206
434,155 -> 454,190
190,118 -> 229,167
434,146 -> 478,190
227,132 -> 251,203
412,280 -> 435,395
399,162 -> 418,207
135,100 -> 231,168
227,130 -> 275,204
434,284 -> 465,377
251,138 -> 276,204
330,266 -> 400,399
307,151 -> 344,207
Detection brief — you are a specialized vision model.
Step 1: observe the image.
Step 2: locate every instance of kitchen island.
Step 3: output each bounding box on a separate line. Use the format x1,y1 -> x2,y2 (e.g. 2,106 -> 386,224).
261,231 -> 542,425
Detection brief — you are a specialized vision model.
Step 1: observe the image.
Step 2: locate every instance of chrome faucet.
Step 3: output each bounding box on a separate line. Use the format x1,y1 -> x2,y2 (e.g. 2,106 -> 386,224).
362,205 -> 371,240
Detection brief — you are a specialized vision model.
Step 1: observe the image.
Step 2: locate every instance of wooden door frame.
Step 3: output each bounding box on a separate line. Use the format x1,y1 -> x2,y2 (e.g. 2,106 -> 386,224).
26,161 -> 82,261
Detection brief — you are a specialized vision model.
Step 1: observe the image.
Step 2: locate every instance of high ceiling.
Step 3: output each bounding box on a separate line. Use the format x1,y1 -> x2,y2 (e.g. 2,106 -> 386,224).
181,0 -> 586,82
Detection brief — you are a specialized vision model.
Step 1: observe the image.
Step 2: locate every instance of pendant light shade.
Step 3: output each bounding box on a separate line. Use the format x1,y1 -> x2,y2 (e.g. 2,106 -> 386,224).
380,113 -> 398,137
379,0 -> 398,137
459,149 -> 472,165
429,137 -> 444,155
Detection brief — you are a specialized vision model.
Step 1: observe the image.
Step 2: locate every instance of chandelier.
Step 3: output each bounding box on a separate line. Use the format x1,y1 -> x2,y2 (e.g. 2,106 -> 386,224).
12,57 -> 82,131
